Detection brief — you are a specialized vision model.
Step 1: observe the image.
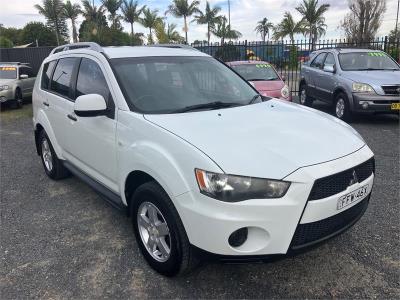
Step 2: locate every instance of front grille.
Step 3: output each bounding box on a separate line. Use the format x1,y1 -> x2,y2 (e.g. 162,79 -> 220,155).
308,157 -> 375,201
291,197 -> 369,249
382,85 -> 400,95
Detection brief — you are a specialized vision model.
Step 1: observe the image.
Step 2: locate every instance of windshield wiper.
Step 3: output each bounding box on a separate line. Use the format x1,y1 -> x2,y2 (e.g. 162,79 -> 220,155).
172,101 -> 243,113
249,94 -> 262,104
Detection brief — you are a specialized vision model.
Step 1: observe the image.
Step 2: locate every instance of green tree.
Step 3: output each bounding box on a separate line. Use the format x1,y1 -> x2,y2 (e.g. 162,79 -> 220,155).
20,22 -> 58,46
296,0 -> 330,49
0,25 -> 22,45
121,0 -> 145,44
63,1 -> 81,43
273,12 -> 304,44
81,0 -> 107,25
140,8 -> 162,44
255,17 -> 274,43
34,0 -> 68,45
102,0 -> 123,29
193,1 -> 222,44
0,36 -> 14,48
155,22 -> 184,43
211,16 -> 242,45
166,0 -> 200,44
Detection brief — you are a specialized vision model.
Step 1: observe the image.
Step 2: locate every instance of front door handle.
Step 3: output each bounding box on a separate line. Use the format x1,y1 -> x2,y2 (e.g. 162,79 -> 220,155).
67,114 -> 77,121
43,101 -> 49,107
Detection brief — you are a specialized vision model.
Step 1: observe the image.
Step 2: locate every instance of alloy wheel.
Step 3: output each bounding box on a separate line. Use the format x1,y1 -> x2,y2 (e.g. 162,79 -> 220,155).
41,139 -> 53,172
336,98 -> 345,118
137,201 -> 171,262
300,88 -> 307,105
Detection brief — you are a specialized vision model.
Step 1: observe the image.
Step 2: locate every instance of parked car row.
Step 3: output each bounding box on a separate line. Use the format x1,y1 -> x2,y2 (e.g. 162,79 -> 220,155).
33,42 -> 376,276
0,62 -> 36,108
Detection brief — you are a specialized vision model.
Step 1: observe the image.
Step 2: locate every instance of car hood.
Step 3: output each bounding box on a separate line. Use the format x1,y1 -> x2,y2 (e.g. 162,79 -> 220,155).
0,79 -> 16,85
251,80 -> 284,91
341,70 -> 400,85
145,100 -> 365,179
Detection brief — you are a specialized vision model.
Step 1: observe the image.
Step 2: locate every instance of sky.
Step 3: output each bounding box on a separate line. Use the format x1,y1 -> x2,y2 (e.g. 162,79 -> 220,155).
0,0 -> 398,43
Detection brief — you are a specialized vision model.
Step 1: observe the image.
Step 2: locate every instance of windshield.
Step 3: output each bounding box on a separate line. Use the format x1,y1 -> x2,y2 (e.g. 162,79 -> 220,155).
0,67 -> 17,79
231,63 -> 280,81
338,52 -> 399,71
111,56 -> 258,114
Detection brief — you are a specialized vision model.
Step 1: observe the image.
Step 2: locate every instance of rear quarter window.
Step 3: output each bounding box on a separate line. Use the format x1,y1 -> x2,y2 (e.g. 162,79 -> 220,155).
41,61 -> 56,90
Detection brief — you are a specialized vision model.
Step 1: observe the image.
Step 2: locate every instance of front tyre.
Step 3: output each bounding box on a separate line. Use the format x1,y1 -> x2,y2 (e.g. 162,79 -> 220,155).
334,92 -> 352,122
131,182 -> 197,276
13,89 -> 23,109
39,131 -> 69,180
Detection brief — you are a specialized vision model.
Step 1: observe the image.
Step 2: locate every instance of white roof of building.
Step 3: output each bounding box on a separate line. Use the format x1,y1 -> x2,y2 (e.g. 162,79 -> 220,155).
103,46 -> 209,59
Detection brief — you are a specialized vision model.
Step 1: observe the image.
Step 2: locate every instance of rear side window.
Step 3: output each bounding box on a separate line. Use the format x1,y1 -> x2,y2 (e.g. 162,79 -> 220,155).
75,58 -> 111,102
50,58 -> 78,98
41,61 -> 56,90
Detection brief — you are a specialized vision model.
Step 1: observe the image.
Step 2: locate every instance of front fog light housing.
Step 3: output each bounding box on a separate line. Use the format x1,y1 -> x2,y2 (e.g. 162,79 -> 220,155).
195,169 -> 290,202
352,83 -> 375,93
281,85 -> 290,98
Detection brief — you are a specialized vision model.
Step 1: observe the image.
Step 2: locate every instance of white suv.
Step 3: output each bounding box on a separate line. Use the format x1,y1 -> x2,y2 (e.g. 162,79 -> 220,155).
33,43 -> 375,276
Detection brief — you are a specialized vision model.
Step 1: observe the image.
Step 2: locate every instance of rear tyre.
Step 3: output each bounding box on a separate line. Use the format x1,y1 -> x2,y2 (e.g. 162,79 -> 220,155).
334,92 -> 352,122
131,181 -> 198,276
39,130 -> 70,180
299,84 -> 313,106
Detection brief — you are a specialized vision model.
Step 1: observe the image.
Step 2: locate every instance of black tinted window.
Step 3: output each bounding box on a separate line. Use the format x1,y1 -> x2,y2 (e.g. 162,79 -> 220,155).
50,58 -> 77,98
311,53 -> 326,69
76,58 -> 110,102
41,61 -> 56,90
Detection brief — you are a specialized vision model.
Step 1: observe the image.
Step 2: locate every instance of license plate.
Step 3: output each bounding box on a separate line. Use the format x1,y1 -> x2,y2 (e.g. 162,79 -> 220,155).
337,185 -> 369,210
391,103 -> 400,110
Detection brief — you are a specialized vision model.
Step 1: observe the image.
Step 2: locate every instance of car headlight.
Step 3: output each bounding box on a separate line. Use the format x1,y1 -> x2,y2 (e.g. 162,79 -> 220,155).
195,169 -> 291,202
0,85 -> 9,91
281,85 -> 290,98
352,83 -> 375,93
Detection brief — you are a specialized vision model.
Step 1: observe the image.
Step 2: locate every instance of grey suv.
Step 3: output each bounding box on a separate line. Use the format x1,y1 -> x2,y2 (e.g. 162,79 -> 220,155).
0,62 -> 36,108
299,48 -> 400,121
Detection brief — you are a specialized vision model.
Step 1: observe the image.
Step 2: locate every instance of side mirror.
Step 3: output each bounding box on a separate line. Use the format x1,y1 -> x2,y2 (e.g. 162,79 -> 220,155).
20,74 -> 28,79
74,94 -> 107,117
323,64 -> 335,73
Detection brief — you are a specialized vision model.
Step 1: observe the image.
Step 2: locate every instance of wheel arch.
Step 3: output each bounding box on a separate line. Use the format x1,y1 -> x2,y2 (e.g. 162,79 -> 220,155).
34,110 -> 63,159
333,87 -> 353,109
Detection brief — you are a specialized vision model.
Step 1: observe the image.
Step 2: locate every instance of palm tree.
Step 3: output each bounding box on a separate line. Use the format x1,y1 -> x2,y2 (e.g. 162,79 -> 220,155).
140,8 -> 162,44
81,0 -> 106,24
296,0 -> 330,49
156,22 -> 183,43
211,16 -> 241,45
34,0 -> 67,45
255,17 -> 274,43
102,0 -> 123,29
121,0 -> 145,42
63,1 -> 81,43
193,1 -> 222,44
273,12 -> 304,44
165,0 -> 200,44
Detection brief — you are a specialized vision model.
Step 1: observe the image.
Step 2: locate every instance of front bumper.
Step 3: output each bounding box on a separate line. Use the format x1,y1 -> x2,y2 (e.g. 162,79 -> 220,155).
352,93 -> 400,112
0,89 -> 14,103
174,145 -> 374,256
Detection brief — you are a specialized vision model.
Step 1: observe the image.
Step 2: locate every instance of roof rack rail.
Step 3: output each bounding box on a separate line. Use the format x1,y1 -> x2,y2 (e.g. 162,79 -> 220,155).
0,62 -> 30,65
50,42 -> 103,55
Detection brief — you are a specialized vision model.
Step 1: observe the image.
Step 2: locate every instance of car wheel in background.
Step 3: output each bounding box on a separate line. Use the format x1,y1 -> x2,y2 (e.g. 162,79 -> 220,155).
334,92 -> 352,122
13,89 -> 23,109
39,130 -> 70,180
131,181 -> 198,276
299,84 -> 313,106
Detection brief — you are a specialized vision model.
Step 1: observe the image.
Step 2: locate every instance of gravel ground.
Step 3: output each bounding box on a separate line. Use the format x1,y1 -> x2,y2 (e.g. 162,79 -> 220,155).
1,102 -> 399,299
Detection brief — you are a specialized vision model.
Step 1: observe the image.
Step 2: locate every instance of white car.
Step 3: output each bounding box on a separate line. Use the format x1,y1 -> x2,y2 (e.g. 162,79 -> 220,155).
33,43 -> 375,276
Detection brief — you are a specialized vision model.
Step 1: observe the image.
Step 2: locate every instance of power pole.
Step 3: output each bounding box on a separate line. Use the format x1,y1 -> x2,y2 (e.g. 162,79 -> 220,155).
228,0 -> 231,28
396,0 -> 399,37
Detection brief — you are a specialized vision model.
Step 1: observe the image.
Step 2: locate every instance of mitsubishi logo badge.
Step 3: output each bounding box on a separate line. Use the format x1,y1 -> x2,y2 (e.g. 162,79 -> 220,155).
349,170 -> 358,186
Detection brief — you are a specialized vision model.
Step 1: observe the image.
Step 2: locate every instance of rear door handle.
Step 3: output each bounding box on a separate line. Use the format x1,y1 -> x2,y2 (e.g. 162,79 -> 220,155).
43,101 -> 49,107
67,114 -> 77,121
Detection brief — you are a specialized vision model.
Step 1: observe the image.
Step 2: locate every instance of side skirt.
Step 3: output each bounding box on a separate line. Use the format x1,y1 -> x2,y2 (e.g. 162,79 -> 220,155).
63,161 -> 127,213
